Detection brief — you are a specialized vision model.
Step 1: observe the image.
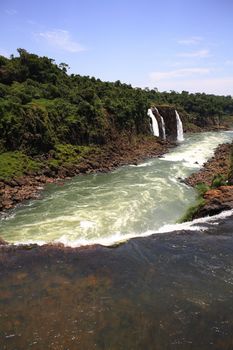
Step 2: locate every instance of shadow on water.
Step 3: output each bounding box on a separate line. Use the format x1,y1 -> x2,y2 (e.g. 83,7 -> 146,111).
1,214 -> 233,349
1,131 -> 233,349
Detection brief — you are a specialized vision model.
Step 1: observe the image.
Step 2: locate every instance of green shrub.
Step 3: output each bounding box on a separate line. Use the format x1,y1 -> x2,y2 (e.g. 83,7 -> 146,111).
178,197 -> 206,223
195,182 -> 210,195
0,151 -> 42,180
51,144 -> 97,164
211,174 -> 227,188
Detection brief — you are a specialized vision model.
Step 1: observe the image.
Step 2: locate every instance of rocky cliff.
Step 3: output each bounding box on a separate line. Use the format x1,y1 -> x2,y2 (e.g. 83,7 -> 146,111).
155,106 -> 178,140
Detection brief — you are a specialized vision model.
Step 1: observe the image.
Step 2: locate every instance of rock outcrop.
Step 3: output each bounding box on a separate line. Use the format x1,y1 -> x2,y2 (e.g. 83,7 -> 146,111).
193,186 -> 233,219
186,143 -> 232,187
185,142 -> 233,219
155,106 -> 178,140
150,106 -> 184,141
0,136 -> 172,212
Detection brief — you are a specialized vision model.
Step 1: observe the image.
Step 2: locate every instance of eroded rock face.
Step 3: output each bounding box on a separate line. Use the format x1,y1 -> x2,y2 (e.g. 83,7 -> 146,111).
193,186 -> 233,219
0,237 -> 8,245
196,115 -> 220,128
152,106 -> 181,141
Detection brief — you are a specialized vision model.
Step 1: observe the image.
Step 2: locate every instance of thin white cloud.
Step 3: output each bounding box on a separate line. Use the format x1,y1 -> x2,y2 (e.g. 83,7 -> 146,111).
153,77 -> 233,95
177,49 -> 210,58
37,29 -> 86,53
5,9 -> 17,15
27,20 -> 36,25
178,36 -> 203,45
150,68 -> 210,81
225,60 -> 233,65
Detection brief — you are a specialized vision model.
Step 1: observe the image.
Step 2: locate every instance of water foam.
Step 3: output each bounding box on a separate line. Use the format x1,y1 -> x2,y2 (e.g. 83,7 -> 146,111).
161,132 -> 233,168
147,109 -> 160,137
1,131 -> 233,247
13,209 -> 233,248
175,110 -> 184,142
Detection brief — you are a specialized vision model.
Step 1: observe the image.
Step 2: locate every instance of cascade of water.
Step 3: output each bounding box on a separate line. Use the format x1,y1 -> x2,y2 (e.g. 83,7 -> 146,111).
160,115 -> 166,140
153,107 -> 166,140
175,110 -> 184,142
147,109 -> 160,137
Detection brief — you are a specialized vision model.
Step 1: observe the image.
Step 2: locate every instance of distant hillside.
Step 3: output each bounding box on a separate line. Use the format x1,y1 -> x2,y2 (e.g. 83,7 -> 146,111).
0,49 -> 233,156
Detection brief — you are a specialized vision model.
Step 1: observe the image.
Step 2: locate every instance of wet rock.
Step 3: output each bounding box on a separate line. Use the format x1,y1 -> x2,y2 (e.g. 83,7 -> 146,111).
4,179 -> 18,187
14,177 -> 28,186
0,237 -> 8,245
0,135 -> 173,212
194,204 -> 230,218
186,143 -> 232,187
77,163 -> 89,173
2,199 -> 14,209
194,186 -> 233,219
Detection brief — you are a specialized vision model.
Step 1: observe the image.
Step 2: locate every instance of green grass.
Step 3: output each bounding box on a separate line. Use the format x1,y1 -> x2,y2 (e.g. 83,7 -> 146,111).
0,144 -> 101,181
195,182 -> 210,195
178,182 -> 209,223
211,174 -> 227,188
178,197 -> 206,223
51,144 -> 98,165
0,151 -> 42,180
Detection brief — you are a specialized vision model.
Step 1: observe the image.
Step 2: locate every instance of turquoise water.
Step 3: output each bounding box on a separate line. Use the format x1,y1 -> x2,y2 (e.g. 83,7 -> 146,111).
1,131 -> 233,245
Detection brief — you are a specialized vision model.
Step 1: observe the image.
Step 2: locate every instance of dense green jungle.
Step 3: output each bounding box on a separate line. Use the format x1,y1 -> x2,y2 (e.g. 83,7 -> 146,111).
0,48 -> 233,181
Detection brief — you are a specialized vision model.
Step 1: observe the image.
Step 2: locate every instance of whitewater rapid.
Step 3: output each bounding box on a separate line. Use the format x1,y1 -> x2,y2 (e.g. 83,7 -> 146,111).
1,131 -> 233,246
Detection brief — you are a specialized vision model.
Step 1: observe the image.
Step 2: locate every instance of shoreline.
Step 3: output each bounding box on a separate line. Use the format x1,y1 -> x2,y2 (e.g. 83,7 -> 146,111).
0,135 -> 174,213
1,129 -> 233,248
185,141 -> 233,219
1,124 -> 232,213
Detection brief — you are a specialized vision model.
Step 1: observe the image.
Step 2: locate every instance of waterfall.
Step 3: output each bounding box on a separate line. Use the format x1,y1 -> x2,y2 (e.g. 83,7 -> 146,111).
175,110 -> 184,142
147,109 -> 160,137
150,107 -> 167,139
160,115 -> 166,140
153,107 -> 166,140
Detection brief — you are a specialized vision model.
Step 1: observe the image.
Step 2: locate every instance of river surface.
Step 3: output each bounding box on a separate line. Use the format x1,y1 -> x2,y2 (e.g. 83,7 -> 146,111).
1,131 -> 233,349
1,210 -> 233,349
1,131 -> 233,246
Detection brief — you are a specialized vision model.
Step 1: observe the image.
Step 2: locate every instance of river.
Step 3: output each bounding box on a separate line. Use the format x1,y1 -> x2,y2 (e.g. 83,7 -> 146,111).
0,131 -> 233,246
1,131 -> 233,349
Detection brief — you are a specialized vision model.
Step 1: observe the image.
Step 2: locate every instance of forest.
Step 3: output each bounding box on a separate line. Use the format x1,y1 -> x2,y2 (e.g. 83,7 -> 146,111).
0,49 -> 233,180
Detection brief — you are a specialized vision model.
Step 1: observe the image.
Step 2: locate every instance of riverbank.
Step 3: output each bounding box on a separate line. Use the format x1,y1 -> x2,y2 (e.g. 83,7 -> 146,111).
2,131 -> 233,248
0,135 -> 173,212
185,141 -> 233,219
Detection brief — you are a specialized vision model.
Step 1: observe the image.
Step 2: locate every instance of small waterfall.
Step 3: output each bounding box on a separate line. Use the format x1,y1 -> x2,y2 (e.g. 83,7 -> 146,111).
147,109 -> 160,137
160,115 -> 166,140
151,107 -> 166,139
175,110 -> 184,142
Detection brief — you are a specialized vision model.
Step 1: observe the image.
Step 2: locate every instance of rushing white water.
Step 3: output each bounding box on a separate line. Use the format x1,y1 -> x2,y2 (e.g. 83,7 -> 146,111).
160,115 -> 166,140
0,131 -> 233,246
175,110 -> 184,142
153,107 -> 166,140
147,108 -> 160,137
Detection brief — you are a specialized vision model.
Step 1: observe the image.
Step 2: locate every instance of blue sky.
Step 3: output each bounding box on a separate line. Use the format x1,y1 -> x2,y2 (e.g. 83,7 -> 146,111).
1,0 -> 233,95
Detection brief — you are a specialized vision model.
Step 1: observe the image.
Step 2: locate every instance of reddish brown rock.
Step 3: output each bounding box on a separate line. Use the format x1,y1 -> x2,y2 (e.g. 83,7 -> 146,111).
186,143 -> 232,187
185,142 -> 233,219
193,186 -> 233,219
0,136 -> 173,212
0,237 -> 7,245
